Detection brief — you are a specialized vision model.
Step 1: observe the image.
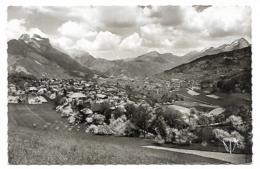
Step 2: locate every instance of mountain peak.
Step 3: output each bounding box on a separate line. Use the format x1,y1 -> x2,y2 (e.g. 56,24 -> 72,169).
145,51 -> 160,57
18,33 -> 51,53
19,34 -> 31,42
19,33 -> 49,43
231,37 -> 250,47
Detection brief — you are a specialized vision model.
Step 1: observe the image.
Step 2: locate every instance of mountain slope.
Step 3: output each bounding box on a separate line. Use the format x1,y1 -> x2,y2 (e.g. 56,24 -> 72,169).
161,46 -> 251,92
182,38 -> 250,62
108,51 -> 184,77
75,53 -> 116,73
76,51 -> 184,77
8,34 -> 94,79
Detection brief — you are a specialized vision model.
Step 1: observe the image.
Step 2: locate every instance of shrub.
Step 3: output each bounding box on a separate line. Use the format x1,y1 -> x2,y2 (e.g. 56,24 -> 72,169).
227,115 -> 247,132
174,129 -> 197,144
96,124 -> 114,135
124,121 -> 140,137
161,108 -> 187,129
109,115 -> 128,136
85,124 -> 98,134
85,124 -> 113,135
154,134 -> 165,144
112,105 -> 126,120
91,100 -> 111,114
213,128 -> 245,153
92,113 -> 105,125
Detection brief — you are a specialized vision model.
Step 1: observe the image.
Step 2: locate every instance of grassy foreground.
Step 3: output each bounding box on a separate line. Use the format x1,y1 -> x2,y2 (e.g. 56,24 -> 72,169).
8,127 -> 226,165
8,103 -> 225,164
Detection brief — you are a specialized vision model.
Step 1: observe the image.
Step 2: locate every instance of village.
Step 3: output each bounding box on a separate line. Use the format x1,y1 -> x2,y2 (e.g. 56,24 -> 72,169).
7,74 -> 252,158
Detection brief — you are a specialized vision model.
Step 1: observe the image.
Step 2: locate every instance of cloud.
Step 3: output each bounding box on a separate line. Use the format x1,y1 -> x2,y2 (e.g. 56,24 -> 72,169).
140,24 -> 164,47
183,6 -> 251,39
28,28 -> 48,37
192,5 -> 212,13
51,36 -> 74,52
98,7 -> 138,28
60,31 -> 121,55
57,21 -> 97,39
7,19 -> 27,40
204,7 -> 251,38
119,33 -> 143,50
140,24 -> 178,48
94,31 -> 121,50
7,19 -> 48,40
174,37 -> 202,49
7,6 -> 251,59
142,6 -> 184,26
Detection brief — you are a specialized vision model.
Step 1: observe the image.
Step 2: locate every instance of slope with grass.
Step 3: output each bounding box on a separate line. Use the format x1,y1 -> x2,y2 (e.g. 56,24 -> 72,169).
8,103 -> 225,164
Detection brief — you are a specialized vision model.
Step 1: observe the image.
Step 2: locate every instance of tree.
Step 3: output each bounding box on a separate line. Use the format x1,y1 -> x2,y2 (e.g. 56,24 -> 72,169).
162,108 -> 187,129
227,115 -> 247,132
149,115 -> 167,139
213,128 -> 245,154
130,103 -> 153,137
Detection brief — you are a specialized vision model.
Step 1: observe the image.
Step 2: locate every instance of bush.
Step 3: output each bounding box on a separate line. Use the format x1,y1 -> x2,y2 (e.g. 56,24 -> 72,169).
213,128 -> 245,153
91,100 -> 111,114
174,129 -> 197,145
154,134 -> 165,144
112,105 -> 126,120
227,115 -> 247,132
96,124 -> 114,135
161,108 -> 187,129
129,103 -> 153,137
109,115 -> 128,136
85,124 -> 113,135
124,121 -> 140,137
91,113 -> 105,125
85,124 -> 98,134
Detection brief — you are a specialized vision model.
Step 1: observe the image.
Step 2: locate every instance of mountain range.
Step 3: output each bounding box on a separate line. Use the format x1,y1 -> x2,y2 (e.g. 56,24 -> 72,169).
182,38 -> 250,62
7,34 -> 250,79
74,37 -> 250,77
74,51 -> 184,77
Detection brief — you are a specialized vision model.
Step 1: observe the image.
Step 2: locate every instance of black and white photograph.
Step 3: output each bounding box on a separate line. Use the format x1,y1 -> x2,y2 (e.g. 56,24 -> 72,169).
1,1 -> 258,166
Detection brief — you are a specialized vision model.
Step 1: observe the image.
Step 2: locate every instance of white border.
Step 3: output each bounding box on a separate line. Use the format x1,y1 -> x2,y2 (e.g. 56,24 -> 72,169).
0,0 -> 259,169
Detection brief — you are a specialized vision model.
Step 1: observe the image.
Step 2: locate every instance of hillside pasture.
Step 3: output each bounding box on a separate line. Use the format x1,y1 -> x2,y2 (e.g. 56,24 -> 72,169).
8,103 -> 225,164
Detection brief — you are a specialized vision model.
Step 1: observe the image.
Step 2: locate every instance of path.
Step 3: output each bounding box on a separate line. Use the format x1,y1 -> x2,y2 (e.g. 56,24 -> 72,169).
142,145 -> 252,164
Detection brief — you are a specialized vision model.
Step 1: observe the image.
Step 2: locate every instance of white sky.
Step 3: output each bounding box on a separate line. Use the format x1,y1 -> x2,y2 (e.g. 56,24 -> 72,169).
7,6 -> 251,60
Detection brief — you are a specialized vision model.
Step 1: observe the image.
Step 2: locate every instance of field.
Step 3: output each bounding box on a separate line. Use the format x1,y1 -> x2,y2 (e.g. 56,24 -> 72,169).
175,89 -> 251,107
8,103 -> 226,164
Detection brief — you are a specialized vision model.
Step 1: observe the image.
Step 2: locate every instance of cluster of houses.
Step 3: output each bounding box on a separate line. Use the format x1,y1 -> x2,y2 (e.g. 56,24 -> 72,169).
8,78 -> 129,106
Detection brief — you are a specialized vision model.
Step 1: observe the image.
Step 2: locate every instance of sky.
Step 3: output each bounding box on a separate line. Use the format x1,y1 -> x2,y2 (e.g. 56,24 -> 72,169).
7,6 -> 251,60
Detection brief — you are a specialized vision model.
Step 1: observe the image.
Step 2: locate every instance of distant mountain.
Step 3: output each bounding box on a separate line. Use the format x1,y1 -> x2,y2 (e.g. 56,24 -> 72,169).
182,38 -> 250,62
108,51 -> 184,77
8,34 -> 94,79
161,46 -> 251,92
75,53 -> 116,74
75,51 -> 185,77
75,38 -> 250,78
10,34 -> 250,80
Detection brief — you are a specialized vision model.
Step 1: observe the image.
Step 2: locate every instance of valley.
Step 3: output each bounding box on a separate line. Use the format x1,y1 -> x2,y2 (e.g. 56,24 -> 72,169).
7,34 -> 252,164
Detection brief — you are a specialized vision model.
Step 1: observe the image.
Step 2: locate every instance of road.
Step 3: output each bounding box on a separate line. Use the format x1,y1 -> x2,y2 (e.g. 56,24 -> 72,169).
8,103 -> 226,164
